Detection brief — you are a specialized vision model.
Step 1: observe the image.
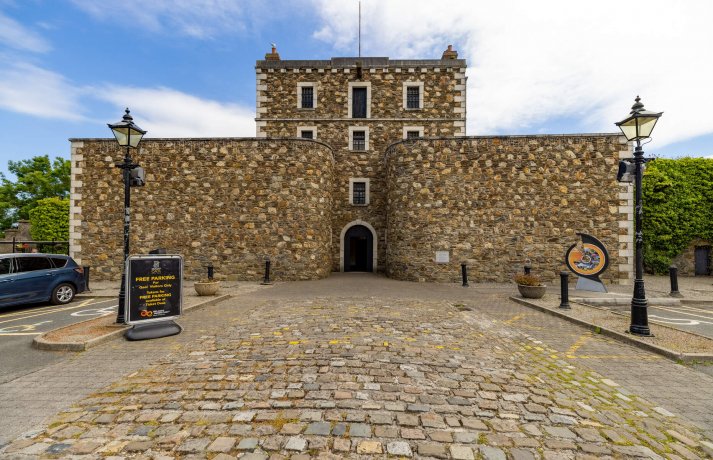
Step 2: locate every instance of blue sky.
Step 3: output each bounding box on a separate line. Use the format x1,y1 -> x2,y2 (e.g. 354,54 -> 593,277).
1,0 -> 712,178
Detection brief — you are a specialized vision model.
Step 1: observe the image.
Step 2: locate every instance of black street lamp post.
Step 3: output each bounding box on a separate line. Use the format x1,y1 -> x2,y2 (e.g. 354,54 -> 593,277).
615,96 -> 662,336
108,109 -> 146,324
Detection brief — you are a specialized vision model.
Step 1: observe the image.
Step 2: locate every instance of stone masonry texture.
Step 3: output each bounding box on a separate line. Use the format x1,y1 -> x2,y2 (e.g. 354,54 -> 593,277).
70,52 -> 632,282
385,135 -> 630,283
70,138 -> 334,281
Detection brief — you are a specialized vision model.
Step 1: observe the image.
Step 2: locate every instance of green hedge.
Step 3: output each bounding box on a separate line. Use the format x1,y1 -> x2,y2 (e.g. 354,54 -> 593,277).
29,197 -> 69,252
642,158 -> 713,273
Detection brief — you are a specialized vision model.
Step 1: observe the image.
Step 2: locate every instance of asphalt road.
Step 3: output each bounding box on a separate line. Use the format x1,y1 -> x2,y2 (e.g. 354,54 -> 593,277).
0,297 -> 116,384
610,302 -> 713,339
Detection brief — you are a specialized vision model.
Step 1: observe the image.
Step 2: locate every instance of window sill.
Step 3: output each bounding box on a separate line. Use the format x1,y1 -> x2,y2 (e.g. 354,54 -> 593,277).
350,203 -> 369,207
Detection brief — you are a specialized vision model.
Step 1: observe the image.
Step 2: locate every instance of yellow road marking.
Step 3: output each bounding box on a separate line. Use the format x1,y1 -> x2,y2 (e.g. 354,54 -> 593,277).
0,298 -> 98,319
0,299 -> 110,325
504,314 -> 525,324
0,332 -> 43,336
566,333 -> 592,355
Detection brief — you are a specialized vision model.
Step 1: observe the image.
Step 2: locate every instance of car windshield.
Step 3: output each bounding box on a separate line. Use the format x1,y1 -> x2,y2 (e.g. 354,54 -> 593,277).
0,258 -> 11,275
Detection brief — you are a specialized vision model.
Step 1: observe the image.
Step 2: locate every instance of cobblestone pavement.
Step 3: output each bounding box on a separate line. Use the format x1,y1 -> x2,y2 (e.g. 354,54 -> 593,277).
2,275 -> 712,459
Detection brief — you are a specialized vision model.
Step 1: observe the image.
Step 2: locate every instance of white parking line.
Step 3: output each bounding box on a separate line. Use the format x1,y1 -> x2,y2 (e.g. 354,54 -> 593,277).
651,305 -> 713,322
0,299 -> 111,325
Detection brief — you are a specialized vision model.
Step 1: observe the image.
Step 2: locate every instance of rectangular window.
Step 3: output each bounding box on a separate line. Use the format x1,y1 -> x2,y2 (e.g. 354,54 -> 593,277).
406,86 -> 420,109
352,130 -> 366,151
300,130 -> 314,139
352,88 -> 367,118
301,86 -> 314,109
352,182 -> 366,205
16,257 -> 52,272
406,130 -> 421,139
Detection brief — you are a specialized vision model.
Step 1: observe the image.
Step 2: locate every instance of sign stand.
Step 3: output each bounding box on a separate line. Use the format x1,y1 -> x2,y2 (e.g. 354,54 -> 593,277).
125,321 -> 182,341
124,254 -> 184,341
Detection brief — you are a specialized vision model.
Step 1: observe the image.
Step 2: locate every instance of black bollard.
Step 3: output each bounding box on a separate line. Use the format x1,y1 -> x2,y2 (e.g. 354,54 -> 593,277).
669,265 -> 682,297
261,259 -> 272,285
83,266 -> 91,292
207,263 -> 214,281
461,263 -> 469,287
559,271 -> 571,309
524,259 -> 531,275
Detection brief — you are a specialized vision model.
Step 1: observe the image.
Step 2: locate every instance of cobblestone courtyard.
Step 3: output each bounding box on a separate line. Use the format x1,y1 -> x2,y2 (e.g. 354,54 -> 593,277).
2,275 -> 712,459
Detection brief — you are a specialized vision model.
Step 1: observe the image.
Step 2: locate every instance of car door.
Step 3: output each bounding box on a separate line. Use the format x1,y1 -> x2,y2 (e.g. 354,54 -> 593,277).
0,257 -> 15,305
11,256 -> 55,304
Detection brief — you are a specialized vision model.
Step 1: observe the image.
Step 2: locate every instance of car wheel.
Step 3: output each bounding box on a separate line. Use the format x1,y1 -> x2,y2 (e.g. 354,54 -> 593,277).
51,283 -> 75,305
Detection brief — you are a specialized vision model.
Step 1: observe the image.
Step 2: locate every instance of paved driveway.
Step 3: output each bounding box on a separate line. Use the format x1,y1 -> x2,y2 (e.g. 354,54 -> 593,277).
2,274 -> 711,458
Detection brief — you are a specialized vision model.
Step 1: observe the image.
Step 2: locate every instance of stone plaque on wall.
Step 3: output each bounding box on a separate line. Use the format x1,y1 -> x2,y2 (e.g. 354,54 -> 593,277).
435,251 -> 450,264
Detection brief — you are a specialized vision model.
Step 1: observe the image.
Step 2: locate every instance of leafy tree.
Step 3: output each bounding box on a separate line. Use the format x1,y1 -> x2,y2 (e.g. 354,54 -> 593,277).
29,197 -> 70,252
0,155 -> 70,233
642,157 -> 713,273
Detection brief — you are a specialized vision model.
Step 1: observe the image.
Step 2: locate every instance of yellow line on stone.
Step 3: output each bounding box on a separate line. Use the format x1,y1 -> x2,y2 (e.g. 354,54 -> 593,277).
566,333 -> 592,356
504,314 -> 525,325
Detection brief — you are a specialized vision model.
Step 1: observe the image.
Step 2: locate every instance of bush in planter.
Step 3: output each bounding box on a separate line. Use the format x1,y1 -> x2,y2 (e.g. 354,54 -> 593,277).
514,274 -> 543,286
514,273 -> 546,299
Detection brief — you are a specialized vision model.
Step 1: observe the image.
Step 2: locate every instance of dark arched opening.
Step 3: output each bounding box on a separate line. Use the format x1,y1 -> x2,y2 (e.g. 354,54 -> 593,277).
344,225 -> 373,272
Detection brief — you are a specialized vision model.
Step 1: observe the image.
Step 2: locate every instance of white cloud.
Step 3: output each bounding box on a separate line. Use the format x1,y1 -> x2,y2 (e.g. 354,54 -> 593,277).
95,86 -> 255,137
70,0 -> 254,39
0,62 -> 83,119
311,0 -> 713,149
0,11 -> 51,53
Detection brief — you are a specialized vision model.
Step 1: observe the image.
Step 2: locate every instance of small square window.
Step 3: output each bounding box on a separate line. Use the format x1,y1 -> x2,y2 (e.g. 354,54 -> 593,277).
406,130 -> 420,139
352,182 -> 366,205
406,86 -> 420,109
352,130 -> 366,151
301,130 -> 314,139
301,86 -> 314,109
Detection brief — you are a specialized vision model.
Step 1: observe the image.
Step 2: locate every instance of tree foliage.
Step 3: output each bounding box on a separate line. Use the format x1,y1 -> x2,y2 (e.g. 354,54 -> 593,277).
29,197 -> 70,252
0,155 -> 70,232
643,158 -> 713,273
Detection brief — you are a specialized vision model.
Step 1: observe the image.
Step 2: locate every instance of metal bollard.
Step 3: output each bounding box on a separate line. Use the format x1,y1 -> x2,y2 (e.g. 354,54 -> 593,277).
83,266 -> 91,292
559,271 -> 571,309
524,259 -> 531,275
461,263 -> 469,287
669,265 -> 682,297
261,259 -> 272,285
207,263 -> 214,281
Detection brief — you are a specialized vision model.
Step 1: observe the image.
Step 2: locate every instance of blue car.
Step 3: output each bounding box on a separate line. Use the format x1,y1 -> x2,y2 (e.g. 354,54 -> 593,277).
0,253 -> 87,307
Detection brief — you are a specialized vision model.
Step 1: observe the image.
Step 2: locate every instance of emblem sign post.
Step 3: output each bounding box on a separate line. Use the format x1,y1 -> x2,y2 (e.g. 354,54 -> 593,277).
565,233 -> 610,293
124,254 -> 183,341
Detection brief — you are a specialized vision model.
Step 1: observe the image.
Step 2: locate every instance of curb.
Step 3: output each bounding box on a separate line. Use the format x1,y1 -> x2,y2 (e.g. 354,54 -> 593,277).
509,296 -> 713,364
572,297 -> 683,307
32,294 -> 232,352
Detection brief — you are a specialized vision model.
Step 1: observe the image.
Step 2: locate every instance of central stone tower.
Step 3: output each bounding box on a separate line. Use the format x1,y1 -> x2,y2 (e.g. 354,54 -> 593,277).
255,46 -> 467,272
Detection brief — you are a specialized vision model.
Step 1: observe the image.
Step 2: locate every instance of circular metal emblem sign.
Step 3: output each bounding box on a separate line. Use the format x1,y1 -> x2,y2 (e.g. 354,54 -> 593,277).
565,233 -> 609,279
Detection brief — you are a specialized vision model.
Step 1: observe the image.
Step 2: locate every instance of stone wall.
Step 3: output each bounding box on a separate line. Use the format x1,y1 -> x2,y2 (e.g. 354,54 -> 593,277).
673,239 -> 712,276
384,135 -> 632,283
70,138 -> 334,281
256,57 -> 466,272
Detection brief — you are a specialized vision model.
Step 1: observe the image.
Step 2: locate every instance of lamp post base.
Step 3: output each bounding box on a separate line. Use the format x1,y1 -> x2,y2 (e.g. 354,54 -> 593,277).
125,321 -> 182,341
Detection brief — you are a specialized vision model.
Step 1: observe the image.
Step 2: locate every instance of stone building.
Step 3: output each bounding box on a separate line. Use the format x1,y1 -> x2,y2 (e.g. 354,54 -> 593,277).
69,46 -> 634,283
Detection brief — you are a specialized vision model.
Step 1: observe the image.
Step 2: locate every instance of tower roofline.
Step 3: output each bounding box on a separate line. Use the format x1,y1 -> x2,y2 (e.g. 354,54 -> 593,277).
256,57 -> 466,69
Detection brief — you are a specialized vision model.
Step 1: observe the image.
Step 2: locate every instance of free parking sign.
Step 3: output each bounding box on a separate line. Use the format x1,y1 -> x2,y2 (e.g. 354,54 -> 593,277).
125,254 -> 183,325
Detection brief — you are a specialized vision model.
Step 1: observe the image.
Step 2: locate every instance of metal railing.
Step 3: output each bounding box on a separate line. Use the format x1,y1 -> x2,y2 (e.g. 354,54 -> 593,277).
0,238 -> 69,254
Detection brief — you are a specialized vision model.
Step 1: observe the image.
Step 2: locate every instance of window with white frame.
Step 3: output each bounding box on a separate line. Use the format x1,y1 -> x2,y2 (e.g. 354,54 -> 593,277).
403,126 -> 424,139
349,178 -> 370,205
348,82 -> 371,118
297,82 -> 317,109
297,126 -> 317,139
403,81 -> 424,110
349,126 -> 369,151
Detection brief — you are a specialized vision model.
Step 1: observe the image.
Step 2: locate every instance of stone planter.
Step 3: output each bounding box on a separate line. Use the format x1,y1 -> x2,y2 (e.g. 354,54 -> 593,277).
194,281 -> 220,296
517,284 -> 546,299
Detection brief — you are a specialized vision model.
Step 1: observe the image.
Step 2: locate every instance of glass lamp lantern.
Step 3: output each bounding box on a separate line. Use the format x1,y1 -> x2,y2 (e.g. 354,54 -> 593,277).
615,96 -> 663,142
108,108 -> 147,148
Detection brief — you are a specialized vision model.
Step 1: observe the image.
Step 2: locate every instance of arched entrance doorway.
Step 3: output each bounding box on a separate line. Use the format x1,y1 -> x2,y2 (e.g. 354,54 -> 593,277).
340,221 -> 376,272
